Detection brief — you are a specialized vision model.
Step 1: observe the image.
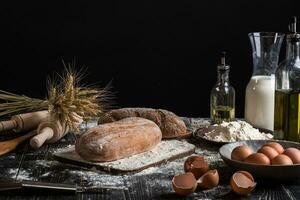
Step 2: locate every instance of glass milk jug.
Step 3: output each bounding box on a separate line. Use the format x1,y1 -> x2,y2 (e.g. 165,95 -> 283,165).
245,32 -> 284,131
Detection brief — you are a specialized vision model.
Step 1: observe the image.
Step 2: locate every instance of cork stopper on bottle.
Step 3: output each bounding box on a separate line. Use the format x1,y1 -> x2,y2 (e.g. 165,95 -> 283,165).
287,16 -> 300,40
289,16 -> 297,33
221,51 -> 226,66
218,51 -> 230,71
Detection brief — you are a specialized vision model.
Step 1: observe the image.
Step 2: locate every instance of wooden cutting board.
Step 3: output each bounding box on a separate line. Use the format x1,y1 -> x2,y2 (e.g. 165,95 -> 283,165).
53,140 -> 195,173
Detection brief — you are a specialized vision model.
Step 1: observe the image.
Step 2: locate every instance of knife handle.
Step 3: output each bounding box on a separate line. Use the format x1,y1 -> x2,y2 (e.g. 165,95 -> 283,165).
0,181 -> 22,191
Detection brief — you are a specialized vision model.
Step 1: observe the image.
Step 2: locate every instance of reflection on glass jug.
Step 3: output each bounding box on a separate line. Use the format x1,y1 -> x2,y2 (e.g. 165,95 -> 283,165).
245,32 -> 284,131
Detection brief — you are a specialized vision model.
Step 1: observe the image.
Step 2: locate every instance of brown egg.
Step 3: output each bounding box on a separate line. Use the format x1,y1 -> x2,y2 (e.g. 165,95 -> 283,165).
271,154 -> 293,165
263,142 -> 284,154
283,148 -> 300,164
184,156 -> 209,179
231,146 -> 253,161
172,172 -> 197,196
197,169 -> 219,189
257,146 -> 279,160
244,153 -> 270,165
230,171 -> 256,195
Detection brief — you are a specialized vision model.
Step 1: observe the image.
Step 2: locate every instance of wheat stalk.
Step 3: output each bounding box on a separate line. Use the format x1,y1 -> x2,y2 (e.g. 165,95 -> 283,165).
47,63 -> 112,131
0,62 -> 113,131
0,90 -> 47,117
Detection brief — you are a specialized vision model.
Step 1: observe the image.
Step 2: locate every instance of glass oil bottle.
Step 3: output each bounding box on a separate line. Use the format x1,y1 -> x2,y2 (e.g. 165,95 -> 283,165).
274,17 -> 300,141
210,52 -> 235,124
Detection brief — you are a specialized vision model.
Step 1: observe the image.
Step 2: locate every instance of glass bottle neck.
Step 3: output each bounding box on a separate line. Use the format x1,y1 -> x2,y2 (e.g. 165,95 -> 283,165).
217,70 -> 229,85
286,39 -> 300,59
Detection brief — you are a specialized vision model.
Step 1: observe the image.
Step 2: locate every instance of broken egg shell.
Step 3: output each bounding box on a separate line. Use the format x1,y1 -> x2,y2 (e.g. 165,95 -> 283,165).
184,156 -> 205,172
172,172 -> 197,196
244,153 -> 270,165
283,148 -> 300,164
184,156 -> 209,179
197,169 -> 219,189
271,154 -> 293,165
257,146 -> 279,160
231,146 -> 253,161
230,171 -> 256,196
263,142 -> 284,154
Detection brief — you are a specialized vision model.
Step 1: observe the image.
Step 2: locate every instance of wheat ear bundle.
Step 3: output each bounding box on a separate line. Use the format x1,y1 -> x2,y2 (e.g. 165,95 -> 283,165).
47,66 -> 113,131
0,62 -> 112,132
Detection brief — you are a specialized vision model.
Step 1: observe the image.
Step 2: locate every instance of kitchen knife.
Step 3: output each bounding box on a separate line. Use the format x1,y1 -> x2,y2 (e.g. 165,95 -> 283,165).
0,180 -> 127,193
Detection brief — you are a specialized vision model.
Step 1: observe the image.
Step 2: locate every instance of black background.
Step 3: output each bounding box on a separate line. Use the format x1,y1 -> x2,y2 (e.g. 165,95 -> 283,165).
0,1 -> 299,117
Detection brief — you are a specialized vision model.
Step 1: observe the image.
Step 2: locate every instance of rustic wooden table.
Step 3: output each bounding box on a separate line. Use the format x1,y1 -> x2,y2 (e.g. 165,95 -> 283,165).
0,118 -> 299,200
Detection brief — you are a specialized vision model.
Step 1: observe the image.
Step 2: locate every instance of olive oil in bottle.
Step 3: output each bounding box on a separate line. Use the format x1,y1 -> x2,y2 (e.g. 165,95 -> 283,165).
274,17 -> 300,141
210,52 -> 235,124
274,90 -> 300,141
211,105 -> 235,124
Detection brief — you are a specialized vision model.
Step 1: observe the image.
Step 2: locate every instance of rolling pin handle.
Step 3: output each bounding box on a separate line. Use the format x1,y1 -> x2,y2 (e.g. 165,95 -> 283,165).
30,127 -> 54,149
0,120 -> 17,132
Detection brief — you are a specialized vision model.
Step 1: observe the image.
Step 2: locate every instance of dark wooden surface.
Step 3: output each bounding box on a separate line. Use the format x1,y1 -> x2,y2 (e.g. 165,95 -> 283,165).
0,118 -> 300,200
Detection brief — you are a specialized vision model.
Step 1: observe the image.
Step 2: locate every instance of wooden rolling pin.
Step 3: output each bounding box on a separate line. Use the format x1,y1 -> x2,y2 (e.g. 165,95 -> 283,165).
0,111 -> 49,133
0,130 -> 37,156
30,113 -> 83,149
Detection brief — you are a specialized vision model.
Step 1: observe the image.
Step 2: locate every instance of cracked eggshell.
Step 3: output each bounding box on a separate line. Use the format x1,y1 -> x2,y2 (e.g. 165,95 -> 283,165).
184,156 -> 209,179
172,172 -> 197,196
230,171 -> 256,195
197,169 -> 219,189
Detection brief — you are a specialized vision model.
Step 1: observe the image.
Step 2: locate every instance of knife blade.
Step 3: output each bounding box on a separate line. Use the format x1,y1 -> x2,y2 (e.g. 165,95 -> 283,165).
0,180 -> 127,193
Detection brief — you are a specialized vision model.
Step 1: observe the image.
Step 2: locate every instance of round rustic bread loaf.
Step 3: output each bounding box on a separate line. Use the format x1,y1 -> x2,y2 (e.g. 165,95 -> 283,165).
98,108 -> 187,139
76,117 -> 162,162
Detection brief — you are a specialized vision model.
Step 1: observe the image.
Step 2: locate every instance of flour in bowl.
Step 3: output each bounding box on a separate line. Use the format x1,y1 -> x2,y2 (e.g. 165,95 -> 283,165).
203,121 -> 273,142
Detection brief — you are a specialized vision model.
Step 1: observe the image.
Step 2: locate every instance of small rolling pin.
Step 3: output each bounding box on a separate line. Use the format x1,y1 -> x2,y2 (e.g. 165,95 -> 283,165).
30,113 -> 83,149
0,111 -> 49,133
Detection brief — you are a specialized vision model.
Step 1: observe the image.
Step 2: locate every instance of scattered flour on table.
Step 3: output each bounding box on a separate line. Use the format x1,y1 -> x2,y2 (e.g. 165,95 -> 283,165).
7,168 -> 18,175
101,140 -> 194,171
40,172 -> 50,177
134,158 -> 185,176
7,168 -> 32,180
4,155 -> 15,160
16,170 -> 36,180
54,140 -> 195,172
35,160 -> 60,168
193,185 -> 232,198
66,169 -> 125,187
203,121 -> 273,142
51,145 -> 73,153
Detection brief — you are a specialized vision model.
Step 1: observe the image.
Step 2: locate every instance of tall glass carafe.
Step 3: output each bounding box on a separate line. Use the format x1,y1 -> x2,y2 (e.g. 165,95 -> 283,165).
245,32 -> 284,131
274,17 -> 300,141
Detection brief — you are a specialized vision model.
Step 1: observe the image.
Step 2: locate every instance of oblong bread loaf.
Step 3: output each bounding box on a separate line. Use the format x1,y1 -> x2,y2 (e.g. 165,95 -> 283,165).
98,108 -> 187,139
75,117 -> 162,162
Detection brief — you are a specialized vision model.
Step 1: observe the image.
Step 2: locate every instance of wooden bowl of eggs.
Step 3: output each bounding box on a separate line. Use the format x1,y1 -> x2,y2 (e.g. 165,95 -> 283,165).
219,140 -> 300,179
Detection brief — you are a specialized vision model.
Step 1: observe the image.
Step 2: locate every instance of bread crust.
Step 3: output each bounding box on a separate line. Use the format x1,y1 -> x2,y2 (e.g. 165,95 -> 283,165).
76,117 -> 162,162
98,108 -> 187,138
